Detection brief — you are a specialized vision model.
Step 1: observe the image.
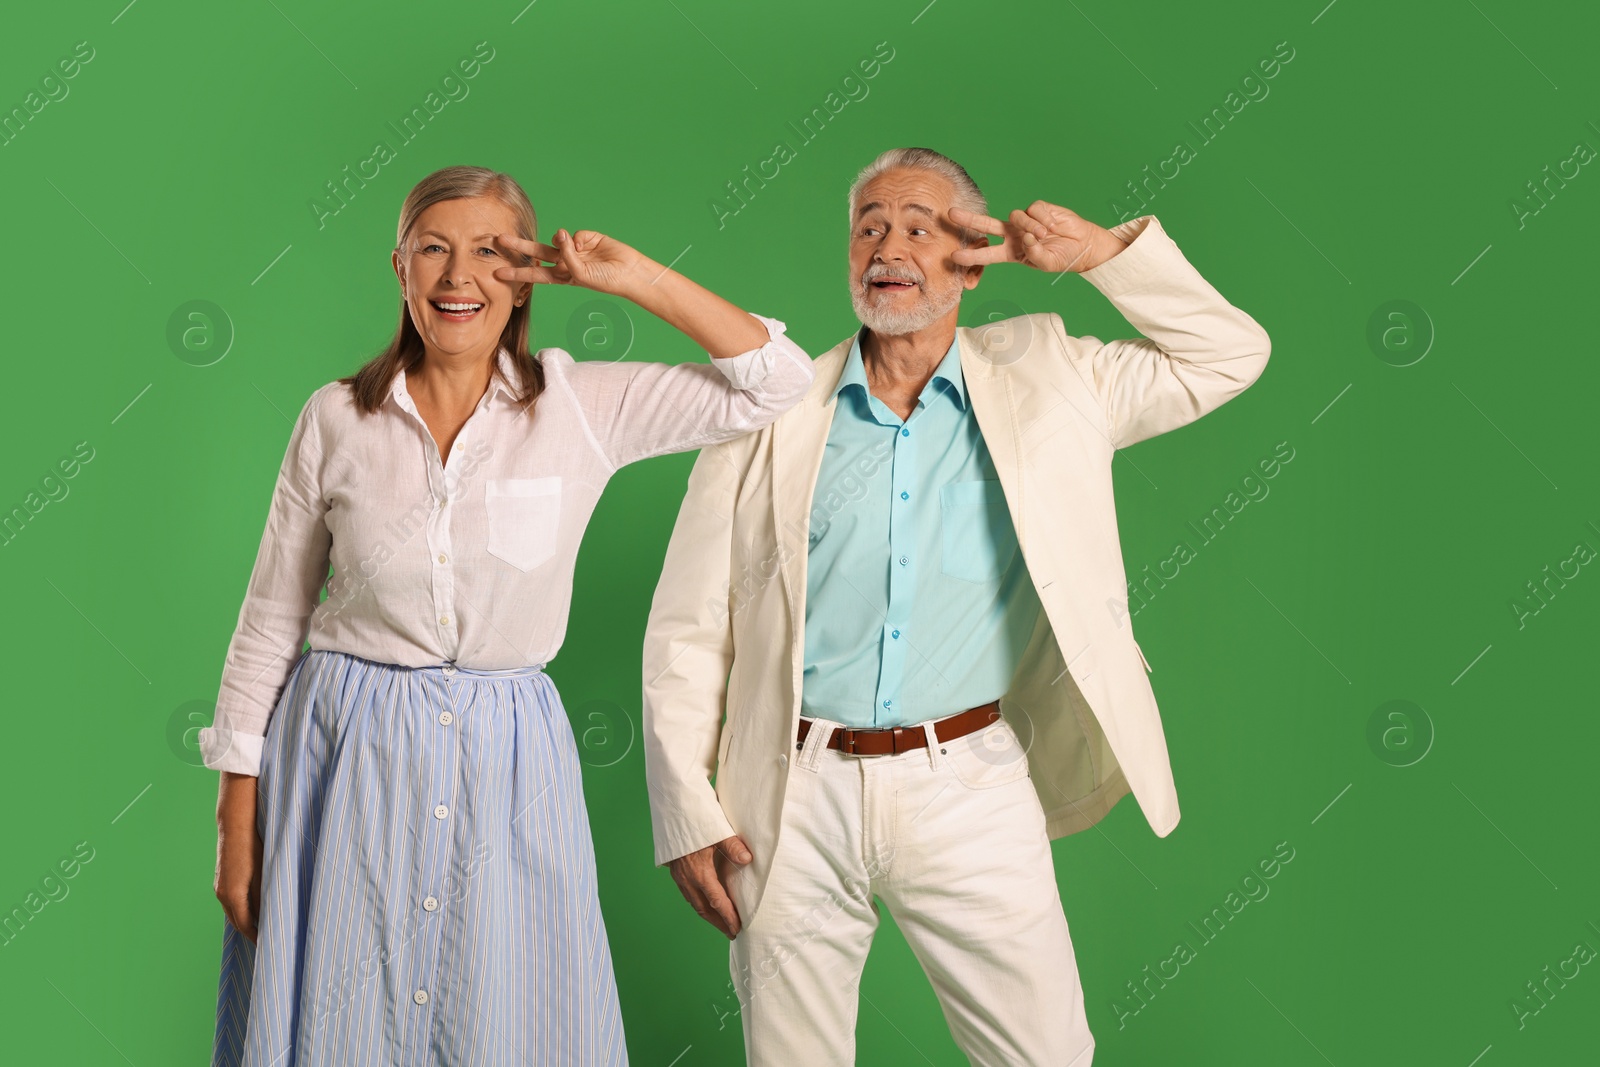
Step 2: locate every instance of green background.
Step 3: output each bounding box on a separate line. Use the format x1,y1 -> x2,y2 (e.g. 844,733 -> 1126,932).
3,0 -> 1597,1063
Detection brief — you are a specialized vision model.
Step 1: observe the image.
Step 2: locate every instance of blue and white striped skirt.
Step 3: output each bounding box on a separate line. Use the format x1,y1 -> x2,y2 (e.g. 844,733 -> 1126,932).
213,648 -> 627,1066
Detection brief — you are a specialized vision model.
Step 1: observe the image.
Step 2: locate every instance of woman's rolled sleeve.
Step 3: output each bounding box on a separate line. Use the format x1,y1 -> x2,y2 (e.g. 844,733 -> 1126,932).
574,313 -> 815,469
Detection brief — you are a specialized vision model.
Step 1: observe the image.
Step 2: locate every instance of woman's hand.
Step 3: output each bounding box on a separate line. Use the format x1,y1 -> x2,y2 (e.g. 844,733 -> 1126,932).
493,228 -> 648,297
495,228 -> 768,357
215,771 -> 263,943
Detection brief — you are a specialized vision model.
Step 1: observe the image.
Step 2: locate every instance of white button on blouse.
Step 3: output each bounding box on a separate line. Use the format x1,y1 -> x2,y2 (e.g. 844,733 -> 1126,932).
200,315 -> 814,775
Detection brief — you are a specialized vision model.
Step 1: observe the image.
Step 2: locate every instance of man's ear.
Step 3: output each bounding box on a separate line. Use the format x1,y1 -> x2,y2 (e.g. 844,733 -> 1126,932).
962,258 -> 984,291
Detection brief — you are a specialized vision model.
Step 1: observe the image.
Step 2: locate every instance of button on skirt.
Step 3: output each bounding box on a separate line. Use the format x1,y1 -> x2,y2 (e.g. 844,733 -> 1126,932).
212,649 -> 627,1066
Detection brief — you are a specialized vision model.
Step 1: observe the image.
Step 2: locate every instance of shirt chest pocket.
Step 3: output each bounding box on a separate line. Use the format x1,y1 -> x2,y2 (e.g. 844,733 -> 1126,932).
939,479 -> 1018,584
484,477 -> 562,572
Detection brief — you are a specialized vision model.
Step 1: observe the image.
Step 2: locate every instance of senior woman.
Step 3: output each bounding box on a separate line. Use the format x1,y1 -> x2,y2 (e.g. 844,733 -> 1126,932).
200,164 -> 814,1066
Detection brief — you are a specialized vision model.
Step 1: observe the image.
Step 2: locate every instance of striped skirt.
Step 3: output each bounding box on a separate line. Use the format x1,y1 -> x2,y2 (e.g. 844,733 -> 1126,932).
212,648 -> 627,1066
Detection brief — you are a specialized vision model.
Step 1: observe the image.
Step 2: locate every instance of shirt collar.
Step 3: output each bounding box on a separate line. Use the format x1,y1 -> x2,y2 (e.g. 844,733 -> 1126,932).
831,328 -> 968,410
390,345 -> 522,411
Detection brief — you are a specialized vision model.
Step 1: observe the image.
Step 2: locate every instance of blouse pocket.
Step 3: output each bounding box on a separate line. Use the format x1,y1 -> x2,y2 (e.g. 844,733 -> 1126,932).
939,479 -> 1018,584
484,476 -> 562,572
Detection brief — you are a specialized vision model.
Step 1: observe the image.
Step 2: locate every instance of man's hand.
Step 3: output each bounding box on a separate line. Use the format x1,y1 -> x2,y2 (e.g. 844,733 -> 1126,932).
667,835 -> 754,939
950,201 -> 1127,274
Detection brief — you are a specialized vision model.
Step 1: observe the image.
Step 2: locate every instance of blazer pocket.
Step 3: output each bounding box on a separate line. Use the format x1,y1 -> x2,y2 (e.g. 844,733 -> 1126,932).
939,480 -> 1018,584
484,476 -> 562,572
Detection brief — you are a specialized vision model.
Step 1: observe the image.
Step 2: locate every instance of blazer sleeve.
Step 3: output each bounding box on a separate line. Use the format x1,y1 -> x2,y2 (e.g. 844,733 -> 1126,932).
640,434 -> 749,865
1050,215 -> 1272,450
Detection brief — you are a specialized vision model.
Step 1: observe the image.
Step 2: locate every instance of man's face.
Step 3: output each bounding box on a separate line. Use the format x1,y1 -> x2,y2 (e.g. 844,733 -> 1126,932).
848,167 -> 982,336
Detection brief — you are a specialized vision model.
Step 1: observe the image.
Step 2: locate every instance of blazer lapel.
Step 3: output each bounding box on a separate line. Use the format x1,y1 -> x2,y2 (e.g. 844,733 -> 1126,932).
962,319 -> 1101,686
959,326 -> 1026,547
772,336 -> 852,653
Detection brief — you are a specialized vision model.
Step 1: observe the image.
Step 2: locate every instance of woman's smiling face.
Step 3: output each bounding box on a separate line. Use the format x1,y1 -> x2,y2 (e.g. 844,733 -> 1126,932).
392,196 -> 531,360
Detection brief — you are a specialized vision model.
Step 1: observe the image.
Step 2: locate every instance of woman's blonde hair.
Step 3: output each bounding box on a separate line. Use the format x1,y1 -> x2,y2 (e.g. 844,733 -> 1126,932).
340,165 -> 545,414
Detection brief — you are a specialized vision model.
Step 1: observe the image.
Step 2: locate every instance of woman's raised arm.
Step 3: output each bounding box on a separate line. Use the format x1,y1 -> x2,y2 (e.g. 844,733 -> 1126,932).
494,228 -> 815,468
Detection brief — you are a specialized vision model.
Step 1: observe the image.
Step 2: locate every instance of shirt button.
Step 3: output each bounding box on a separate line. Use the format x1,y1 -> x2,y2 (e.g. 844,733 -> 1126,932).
433,804 -> 449,820
900,491 -> 909,500
900,428 -> 910,437
438,553 -> 447,564
438,711 -> 454,726
778,754 -> 789,768
441,664 -> 457,676
439,616 -> 451,626
891,629 -> 900,639
413,989 -> 429,1005
882,699 -> 892,708
423,896 -> 440,912
899,556 -> 908,566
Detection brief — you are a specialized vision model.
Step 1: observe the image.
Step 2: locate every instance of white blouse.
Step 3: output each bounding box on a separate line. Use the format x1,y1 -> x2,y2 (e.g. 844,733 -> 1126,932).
200,315 -> 813,775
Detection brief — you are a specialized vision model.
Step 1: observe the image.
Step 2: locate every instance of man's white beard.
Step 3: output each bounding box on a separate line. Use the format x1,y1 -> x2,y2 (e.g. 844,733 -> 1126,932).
852,270 -> 965,336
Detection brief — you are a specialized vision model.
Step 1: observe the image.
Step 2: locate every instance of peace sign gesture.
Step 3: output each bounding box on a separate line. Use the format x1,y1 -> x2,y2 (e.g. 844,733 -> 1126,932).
950,201 -> 1126,275
493,227 -> 646,296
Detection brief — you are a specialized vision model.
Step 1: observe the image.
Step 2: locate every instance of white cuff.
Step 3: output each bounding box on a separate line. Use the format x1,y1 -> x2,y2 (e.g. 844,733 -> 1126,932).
654,805 -> 739,868
1079,215 -> 1170,295
199,725 -> 264,776
708,313 -> 789,390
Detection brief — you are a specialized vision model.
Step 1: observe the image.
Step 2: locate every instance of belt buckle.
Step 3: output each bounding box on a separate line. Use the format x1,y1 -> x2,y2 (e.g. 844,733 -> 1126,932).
838,727 -> 885,756
837,725 -> 911,756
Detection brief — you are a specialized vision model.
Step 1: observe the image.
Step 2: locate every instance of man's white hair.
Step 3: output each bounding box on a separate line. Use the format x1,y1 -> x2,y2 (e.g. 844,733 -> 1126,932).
846,147 -> 988,247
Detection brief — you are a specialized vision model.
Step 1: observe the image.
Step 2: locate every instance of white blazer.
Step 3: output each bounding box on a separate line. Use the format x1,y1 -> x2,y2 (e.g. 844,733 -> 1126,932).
641,214 -> 1271,923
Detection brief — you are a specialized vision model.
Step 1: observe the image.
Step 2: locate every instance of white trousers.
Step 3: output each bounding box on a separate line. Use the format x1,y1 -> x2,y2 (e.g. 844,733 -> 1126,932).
729,714 -> 1096,1066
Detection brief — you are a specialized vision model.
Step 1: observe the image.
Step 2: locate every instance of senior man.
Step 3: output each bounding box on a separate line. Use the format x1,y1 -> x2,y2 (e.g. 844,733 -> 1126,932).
642,146 -> 1271,1064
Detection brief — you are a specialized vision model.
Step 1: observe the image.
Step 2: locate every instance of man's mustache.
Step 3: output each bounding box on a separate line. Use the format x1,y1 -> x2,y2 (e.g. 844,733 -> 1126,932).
860,266 -> 924,287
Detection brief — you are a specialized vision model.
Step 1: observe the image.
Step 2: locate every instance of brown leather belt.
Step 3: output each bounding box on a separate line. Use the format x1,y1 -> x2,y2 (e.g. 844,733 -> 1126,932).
796,700 -> 1002,756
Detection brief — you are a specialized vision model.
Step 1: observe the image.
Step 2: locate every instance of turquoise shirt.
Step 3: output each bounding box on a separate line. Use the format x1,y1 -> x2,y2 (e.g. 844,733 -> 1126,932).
801,330 -> 1042,728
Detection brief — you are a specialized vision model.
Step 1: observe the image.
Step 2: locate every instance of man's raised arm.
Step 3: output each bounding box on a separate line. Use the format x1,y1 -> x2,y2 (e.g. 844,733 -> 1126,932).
953,202 -> 1271,448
